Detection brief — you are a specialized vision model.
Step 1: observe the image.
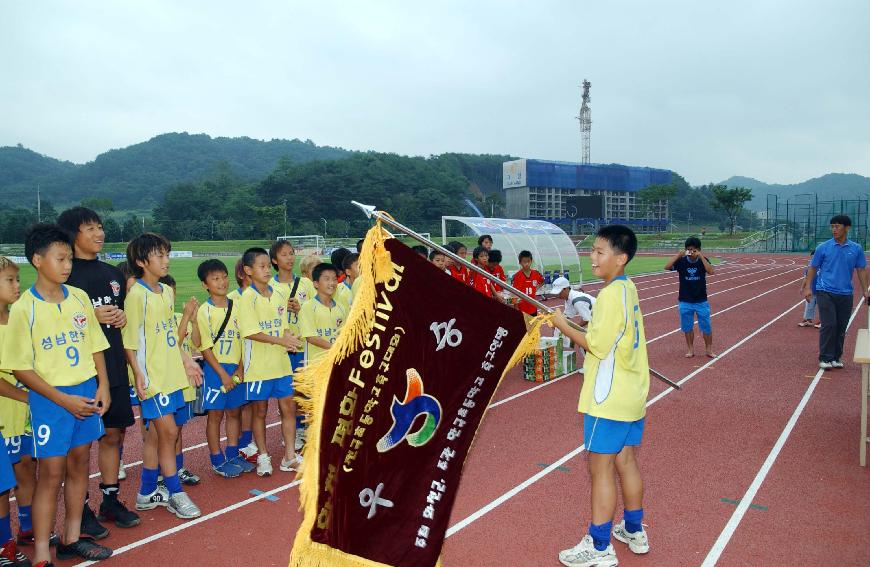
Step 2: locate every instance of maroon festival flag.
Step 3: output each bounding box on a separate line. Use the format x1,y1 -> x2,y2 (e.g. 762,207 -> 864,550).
290,236 -> 528,567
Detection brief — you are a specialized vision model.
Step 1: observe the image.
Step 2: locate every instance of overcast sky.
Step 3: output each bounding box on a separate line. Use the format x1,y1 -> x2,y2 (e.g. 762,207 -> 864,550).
1,0 -> 867,185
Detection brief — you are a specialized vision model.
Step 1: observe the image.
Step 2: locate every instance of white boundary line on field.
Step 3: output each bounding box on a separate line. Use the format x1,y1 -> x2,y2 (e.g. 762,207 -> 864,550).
699,301 -> 863,566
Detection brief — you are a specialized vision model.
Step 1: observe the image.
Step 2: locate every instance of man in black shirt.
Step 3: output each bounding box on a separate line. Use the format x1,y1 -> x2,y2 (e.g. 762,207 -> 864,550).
665,236 -> 717,358
58,207 -> 140,537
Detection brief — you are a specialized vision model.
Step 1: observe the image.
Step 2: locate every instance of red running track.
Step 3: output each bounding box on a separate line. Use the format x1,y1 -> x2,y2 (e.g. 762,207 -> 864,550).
24,253 -> 868,566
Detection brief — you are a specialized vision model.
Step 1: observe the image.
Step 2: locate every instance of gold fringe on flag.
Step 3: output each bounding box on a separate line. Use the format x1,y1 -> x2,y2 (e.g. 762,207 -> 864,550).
498,311 -> 555,381
290,219 -> 399,567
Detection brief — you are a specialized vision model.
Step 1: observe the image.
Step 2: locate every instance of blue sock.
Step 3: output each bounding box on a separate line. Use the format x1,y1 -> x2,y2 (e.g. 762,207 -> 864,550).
239,430 -> 253,447
164,474 -> 183,495
18,505 -> 32,533
624,508 -> 643,534
589,521 -> 613,552
225,445 -> 239,461
209,452 -> 225,467
0,514 -> 11,544
176,452 -> 184,470
119,444 -> 124,458
295,415 -> 304,428
140,467 -> 159,495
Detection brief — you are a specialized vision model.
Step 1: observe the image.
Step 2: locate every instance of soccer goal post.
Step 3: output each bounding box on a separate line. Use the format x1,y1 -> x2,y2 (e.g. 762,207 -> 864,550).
277,234 -> 325,256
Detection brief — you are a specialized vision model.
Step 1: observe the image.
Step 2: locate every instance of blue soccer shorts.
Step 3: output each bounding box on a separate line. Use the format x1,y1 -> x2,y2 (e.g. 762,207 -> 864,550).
0,435 -> 15,493
288,352 -> 305,372
139,389 -> 186,422
129,385 -> 140,407
245,376 -> 294,402
29,377 -> 105,458
202,363 -> 247,411
584,415 -> 645,454
4,434 -> 33,465
679,300 -> 712,334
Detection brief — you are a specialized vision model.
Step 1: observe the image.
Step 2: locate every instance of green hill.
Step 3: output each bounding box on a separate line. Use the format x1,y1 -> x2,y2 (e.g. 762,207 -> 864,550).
0,133 -> 351,209
720,173 -> 870,210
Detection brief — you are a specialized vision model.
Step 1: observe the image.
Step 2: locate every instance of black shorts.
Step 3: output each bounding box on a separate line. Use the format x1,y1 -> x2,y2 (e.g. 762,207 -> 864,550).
101,385 -> 135,430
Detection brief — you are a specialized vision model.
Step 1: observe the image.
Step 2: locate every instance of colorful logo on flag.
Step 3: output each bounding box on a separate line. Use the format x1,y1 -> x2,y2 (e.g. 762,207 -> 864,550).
376,368 -> 442,452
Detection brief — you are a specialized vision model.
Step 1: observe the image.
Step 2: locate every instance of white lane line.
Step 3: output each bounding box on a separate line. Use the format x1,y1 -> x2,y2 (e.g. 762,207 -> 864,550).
700,301 -> 863,566
74,479 -> 302,566
445,299 -> 805,538
638,264 -> 798,301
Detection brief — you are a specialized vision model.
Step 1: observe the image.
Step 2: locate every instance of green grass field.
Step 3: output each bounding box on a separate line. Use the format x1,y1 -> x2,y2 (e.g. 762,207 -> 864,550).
13,252 -> 688,310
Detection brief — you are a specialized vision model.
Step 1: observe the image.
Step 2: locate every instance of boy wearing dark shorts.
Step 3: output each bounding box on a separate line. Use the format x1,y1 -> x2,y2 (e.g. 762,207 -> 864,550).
58,207 -> 140,536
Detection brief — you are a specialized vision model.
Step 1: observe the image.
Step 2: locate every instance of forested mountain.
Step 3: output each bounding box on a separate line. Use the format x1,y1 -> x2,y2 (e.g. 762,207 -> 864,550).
0,133 -> 351,209
719,173 -> 870,210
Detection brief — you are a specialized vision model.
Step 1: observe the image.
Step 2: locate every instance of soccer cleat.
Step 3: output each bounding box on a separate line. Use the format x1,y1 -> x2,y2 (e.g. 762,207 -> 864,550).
229,454 -> 255,474
178,467 -> 201,485
558,534 -> 618,567
136,485 -> 170,510
0,539 -> 30,567
819,361 -> 833,369
212,459 -> 243,478
80,504 -> 110,540
280,453 -> 303,472
294,427 -> 307,451
831,360 -> 844,369
256,453 -> 273,477
98,497 -> 141,528
118,459 -> 127,481
240,442 -> 259,463
611,521 -> 649,554
167,492 -> 201,520
55,538 -> 112,561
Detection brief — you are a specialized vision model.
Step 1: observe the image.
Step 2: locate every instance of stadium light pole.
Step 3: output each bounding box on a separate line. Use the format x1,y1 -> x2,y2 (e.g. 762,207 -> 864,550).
320,217 -> 327,238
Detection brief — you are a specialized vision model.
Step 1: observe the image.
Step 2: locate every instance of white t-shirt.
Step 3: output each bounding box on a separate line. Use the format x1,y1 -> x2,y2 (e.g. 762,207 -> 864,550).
564,289 -> 595,322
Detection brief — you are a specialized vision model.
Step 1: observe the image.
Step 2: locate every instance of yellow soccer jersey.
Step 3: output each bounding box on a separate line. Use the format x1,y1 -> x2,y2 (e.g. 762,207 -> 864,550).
122,281 -> 188,398
271,274 -> 308,339
335,280 -> 355,311
295,277 -> 316,305
299,295 -> 348,363
0,325 -> 30,438
227,287 -> 245,302
578,276 -> 649,422
351,276 -> 361,300
238,284 -> 293,382
197,299 -> 242,365
3,285 -> 109,388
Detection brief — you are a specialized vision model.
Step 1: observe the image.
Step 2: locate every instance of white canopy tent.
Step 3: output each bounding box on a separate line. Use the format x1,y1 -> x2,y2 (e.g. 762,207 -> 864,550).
441,216 -> 583,286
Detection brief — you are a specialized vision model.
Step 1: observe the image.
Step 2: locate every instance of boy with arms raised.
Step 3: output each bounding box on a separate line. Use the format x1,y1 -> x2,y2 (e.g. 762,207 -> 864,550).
551,225 -> 650,567
0,256 -> 33,566
664,237 -> 716,358
3,224 -> 114,564
123,233 -> 202,520
57,206 -> 140,535
299,263 -> 348,364
195,260 -> 252,477
238,248 -> 303,476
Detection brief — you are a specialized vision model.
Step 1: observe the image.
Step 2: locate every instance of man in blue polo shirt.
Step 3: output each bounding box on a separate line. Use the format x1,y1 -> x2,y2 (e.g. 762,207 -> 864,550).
802,215 -> 869,369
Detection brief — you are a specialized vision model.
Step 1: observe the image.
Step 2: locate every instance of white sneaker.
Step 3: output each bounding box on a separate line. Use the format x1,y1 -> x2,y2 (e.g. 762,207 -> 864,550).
819,361 -> 833,369
831,360 -> 844,369
612,520 -> 649,554
256,453 -> 273,477
294,427 -> 306,451
558,534 -> 618,567
135,485 -> 170,510
240,442 -> 259,462
118,459 -> 126,481
280,453 -> 303,472
167,492 -> 201,520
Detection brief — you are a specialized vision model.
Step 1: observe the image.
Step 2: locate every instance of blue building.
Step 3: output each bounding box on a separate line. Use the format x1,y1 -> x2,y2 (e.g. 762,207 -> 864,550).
503,159 -> 673,230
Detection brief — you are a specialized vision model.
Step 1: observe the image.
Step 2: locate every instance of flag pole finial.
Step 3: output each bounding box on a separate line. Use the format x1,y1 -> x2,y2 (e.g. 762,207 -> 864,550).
351,201 -> 378,219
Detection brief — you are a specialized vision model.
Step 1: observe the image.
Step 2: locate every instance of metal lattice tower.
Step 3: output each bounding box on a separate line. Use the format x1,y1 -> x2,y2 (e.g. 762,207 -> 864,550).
576,80 -> 592,164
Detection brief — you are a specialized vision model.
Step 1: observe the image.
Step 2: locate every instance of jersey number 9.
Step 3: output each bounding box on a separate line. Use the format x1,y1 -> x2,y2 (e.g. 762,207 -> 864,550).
66,345 -> 80,367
